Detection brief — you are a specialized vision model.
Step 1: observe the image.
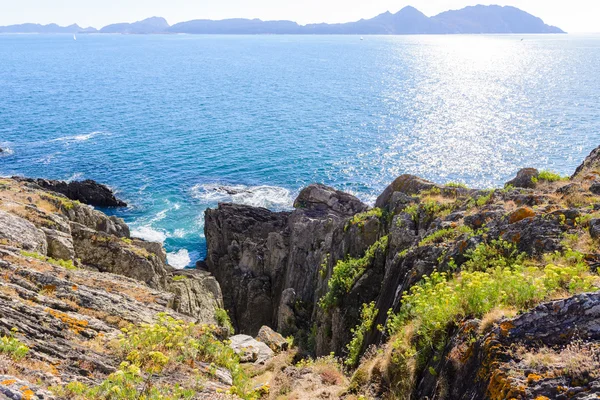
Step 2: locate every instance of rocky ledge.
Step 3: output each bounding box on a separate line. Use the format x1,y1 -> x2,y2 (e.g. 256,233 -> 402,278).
13,177 -> 128,207
204,145 -> 600,399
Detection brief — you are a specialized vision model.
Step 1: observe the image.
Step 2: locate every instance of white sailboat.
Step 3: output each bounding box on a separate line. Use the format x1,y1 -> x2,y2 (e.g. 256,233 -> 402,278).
73,34 -> 77,41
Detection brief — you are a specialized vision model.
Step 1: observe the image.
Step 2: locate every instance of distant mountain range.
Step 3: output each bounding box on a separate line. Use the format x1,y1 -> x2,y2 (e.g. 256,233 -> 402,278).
0,5 -> 565,35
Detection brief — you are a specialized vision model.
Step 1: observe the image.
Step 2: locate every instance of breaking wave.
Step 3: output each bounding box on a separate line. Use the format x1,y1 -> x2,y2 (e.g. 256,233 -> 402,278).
167,249 -> 192,269
191,183 -> 294,210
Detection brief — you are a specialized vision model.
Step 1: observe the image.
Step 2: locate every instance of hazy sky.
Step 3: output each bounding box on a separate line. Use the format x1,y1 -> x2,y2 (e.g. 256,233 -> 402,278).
1,0 -> 599,33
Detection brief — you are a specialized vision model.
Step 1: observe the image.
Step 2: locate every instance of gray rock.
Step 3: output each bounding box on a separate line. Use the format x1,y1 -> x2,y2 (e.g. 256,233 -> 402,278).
70,222 -> 168,289
0,375 -> 56,400
293,183 -> 368,217
229,334 -> 274,364
590,219 -> 600,240
0,210 -> 47,254
43,227 -> 75,261
256,325 -> 288,352
590,182 -> 600,195
505,168 -> 539,189
168,269 -> 224,325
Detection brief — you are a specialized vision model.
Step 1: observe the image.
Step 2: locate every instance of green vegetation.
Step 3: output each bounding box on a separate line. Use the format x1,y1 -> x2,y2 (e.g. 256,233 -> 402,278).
467,190 -> 495,208
386,242 -> 599,369
418,225 -> 487,247
534,170 -> 568,183
215,308 -> 235,334
43,193 -> 77,210
319,236 -> 389,310
21,250 -> 77,270
346,302 -> 378,367
51,313 -> 265,399
0,330 -> 29,360
461,239 -> 526,272
346,208 -> 383,230
171,275 -> 188,282
445,182 -> 468,189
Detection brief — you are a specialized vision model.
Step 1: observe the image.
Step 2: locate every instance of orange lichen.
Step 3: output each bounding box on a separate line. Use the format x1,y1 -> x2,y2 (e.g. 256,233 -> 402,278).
527,373 -> 542,383
1,379 -> 17,385
499,321 -> 514,337
46,308 -> 89,334
21,387 -> 35,400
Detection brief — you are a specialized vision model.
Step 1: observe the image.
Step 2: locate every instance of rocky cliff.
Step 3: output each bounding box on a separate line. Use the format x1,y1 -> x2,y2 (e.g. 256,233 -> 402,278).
0,177 -> 229,398
204,146 -> 600,399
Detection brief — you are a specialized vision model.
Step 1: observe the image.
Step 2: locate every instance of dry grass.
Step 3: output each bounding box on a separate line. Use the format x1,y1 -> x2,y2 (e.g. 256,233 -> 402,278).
479,307 -> 518,335
265,354 -> 348,400
516,341 -> 600,383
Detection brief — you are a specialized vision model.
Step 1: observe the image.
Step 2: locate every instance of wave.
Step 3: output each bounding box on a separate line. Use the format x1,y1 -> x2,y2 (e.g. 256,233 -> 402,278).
66,172 -> 84,182
191,183 -> 294,210
52,131 -> 106,143
167,249 -> 192,269
131,226 -> 168,243
0,147 -> 14,156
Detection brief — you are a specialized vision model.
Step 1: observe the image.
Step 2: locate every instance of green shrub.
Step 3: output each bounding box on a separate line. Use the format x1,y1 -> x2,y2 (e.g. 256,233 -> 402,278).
445,182 -> 468,189
387,249 -> 599,368
0,331 -> 29,360
419,228 -> 457,246
346,302 -> 378,367
536,170 -> 567,183
53,313 -> 263,400
461,239 -> 526,272
171,275 -> 188,282
319,236 -> 389,309
215,308 -> 234,334
346,208 -> 383,230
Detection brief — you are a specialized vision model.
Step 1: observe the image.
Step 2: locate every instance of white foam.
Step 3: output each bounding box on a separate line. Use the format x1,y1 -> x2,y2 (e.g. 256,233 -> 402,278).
53,131 -> 105,142
66,172 -> 84,182
131,226 -> 168,243
191,183 -> 293,210
0,147 -> 14,155
167,249 -> 191,269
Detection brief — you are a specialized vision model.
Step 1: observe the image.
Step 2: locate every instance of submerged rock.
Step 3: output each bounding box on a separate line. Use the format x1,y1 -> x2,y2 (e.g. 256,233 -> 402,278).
15,177 -> 127,207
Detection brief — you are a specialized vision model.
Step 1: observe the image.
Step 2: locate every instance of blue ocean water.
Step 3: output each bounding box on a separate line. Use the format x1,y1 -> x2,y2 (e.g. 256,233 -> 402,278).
1,34 -> 599,267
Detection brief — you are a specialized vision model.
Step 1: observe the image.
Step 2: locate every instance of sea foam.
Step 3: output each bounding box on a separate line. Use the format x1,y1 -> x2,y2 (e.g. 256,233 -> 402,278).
167,249 -> 192,269
131,226 -> 168,243
191,183 -> 293,210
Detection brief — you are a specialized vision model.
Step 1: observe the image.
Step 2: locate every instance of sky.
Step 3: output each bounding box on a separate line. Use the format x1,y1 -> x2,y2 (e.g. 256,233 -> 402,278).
1,0 -> 599,33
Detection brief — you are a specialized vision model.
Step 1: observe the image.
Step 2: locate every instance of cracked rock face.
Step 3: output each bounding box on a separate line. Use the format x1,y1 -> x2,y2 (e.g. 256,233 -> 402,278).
0,177 -> 229,397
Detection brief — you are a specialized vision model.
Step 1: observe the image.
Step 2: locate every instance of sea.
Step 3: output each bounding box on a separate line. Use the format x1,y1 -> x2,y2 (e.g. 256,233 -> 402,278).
1,34 -> 599,267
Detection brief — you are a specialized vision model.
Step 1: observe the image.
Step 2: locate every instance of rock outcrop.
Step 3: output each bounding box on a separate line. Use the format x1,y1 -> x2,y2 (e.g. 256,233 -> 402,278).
0,176 -> 232,398
0,176 -> 224,325
203,146 -> 600,399
14,177 -> 127,207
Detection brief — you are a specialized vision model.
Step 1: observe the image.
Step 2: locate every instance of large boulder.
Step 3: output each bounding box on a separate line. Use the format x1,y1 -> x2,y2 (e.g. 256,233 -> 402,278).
0,210 -> 47,254
293,184 -> 368,217
43,227 -> 75,261
375,174 -> 438,209
229,334 -> 274,364
15,178 -> 127,207
505,168 -> 539,189
256,325 -> 289,352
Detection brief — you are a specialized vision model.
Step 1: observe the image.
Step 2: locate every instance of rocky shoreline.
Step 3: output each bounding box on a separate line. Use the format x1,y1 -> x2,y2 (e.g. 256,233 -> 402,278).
1,146 -> 600,399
